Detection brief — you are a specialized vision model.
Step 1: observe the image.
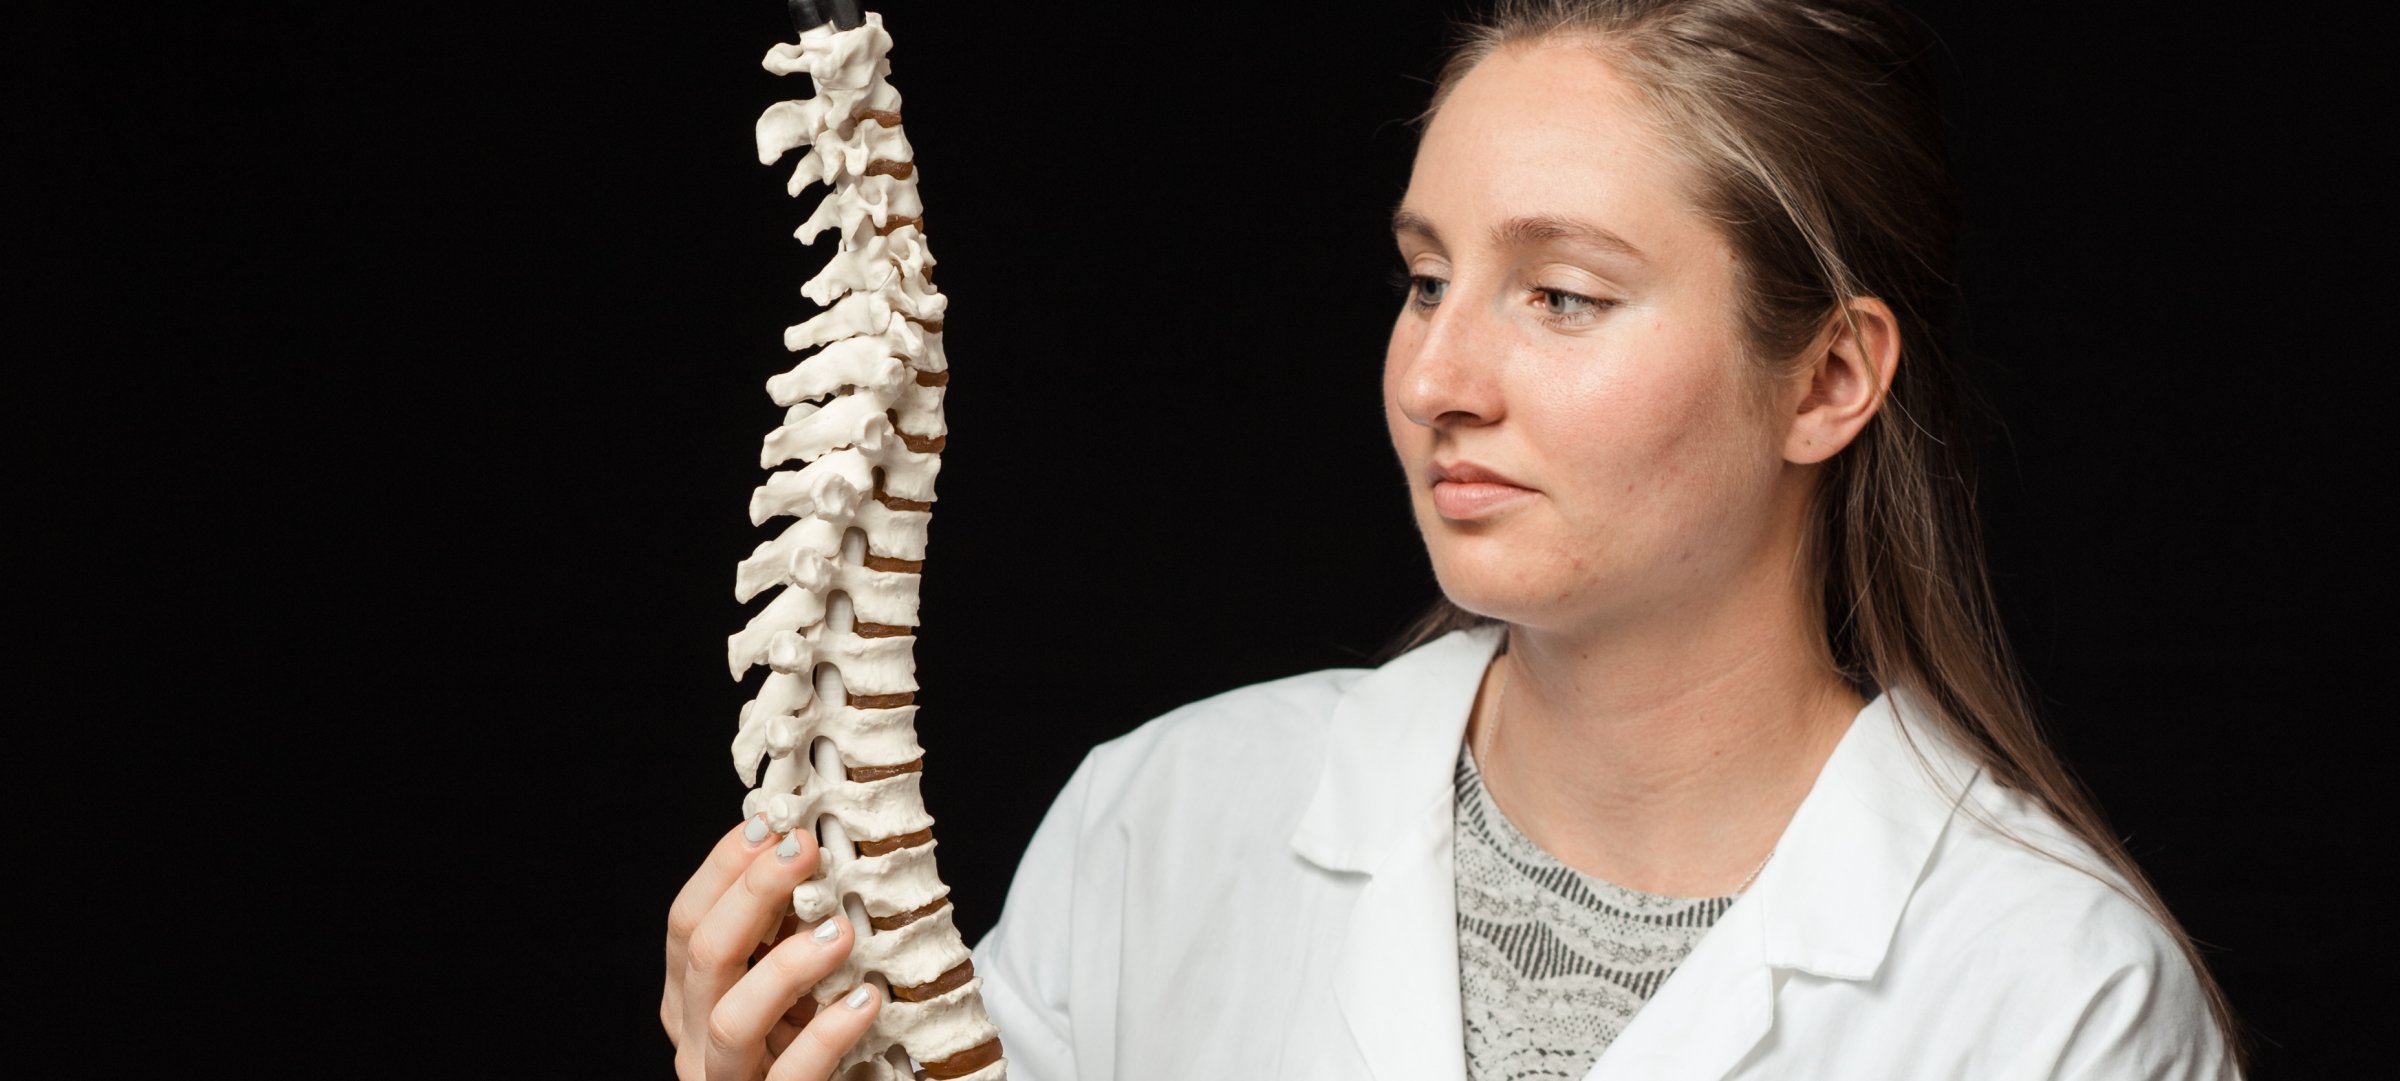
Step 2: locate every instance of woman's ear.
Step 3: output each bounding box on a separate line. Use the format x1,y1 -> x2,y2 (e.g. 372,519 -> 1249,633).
1784,296 -> 1901,465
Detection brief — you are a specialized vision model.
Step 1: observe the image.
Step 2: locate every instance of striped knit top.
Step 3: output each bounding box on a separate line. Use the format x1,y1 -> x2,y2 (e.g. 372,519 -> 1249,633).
1454,747 -> 1737,1081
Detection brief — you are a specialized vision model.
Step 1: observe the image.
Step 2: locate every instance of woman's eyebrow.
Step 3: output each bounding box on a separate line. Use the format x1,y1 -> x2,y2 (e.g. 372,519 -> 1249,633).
1491,213 -> 1646,260
1390,208 -> 1645,263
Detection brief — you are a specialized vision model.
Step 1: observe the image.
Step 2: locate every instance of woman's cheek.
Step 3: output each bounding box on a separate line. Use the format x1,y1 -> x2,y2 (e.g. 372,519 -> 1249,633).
1539,356 -> 1745,544
1381,328 -> 1422,459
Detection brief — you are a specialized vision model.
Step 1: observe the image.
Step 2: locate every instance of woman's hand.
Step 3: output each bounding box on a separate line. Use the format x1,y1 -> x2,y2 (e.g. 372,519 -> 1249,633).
664,817 -> 883,1080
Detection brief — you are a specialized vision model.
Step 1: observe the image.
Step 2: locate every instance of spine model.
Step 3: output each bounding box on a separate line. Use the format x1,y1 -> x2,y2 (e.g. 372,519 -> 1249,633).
730,11 -> 1003,1081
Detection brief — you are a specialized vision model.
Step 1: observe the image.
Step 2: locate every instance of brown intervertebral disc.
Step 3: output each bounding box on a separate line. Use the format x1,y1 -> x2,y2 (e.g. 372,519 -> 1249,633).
863,554 -> 923,573
875,492 -> 933,512
915,1036 -> 1004,1080
867,895 -> 950,932
855,826 -> 934,857
884,409 -> 948,453
864,160 -> 915,179
913,370 -> 949,387
854,621 -> 914,639
875,215 -> 922,236
847,758 -> 924,783
891,959 -> 975,1003
846,690 -> 917,708
852,107 -> 903,128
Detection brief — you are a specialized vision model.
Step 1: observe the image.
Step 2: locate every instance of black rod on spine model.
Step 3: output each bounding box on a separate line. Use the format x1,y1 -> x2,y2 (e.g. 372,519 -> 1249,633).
791,0 -> 866,34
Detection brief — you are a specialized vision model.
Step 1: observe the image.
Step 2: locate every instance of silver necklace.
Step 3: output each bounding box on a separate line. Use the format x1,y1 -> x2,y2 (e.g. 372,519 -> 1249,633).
1731,847 -> 1775,896
1480,655 -> 1776,896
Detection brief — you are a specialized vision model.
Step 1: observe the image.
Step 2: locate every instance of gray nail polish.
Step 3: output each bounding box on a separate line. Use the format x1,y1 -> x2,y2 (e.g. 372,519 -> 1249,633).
812,918 -> 842,943
845,985 -> 874,1009
776,835 -> 803,863
744,816 -> 769,844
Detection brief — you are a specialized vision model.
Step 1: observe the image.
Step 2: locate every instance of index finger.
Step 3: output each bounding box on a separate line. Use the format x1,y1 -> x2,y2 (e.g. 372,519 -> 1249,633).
668,815 -> 777,954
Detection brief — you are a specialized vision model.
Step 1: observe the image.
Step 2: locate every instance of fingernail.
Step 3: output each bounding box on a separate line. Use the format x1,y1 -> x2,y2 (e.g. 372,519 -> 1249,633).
775,835 -> 804,864
845,984 -> 875,1009
743,815 -> 769,844
812,918 -> 842,943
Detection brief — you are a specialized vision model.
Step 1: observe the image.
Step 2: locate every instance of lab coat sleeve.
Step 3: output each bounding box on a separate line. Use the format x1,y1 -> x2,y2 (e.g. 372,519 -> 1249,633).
974,751 -> 1099,1081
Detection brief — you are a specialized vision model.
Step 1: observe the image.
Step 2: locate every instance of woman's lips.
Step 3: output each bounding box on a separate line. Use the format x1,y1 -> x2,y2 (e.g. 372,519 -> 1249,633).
1429,461 -> 1536,519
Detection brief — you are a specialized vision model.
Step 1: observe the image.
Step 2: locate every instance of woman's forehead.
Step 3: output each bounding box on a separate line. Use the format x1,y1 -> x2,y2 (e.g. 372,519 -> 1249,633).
1406,42 -> 1703,258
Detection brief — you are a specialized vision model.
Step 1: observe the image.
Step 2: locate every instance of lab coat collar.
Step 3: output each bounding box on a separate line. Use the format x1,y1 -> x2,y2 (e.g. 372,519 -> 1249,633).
1289,625 -> 1500,874
1749,685 -> 1981,980
1291,627 -> 1983,1079
1291,626 -> 1498,1081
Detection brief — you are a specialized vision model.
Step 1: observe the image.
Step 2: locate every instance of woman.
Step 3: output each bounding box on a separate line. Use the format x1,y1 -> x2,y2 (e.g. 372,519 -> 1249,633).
663,1 -> 2242,1077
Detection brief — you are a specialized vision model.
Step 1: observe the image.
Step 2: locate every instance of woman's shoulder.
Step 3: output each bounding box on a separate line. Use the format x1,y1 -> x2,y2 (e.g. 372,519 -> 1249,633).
1855,698 -> 2199,982
1781,709 -> 2235,1074
1888,779 -> 2232,1072
1926,781 -> 2178,953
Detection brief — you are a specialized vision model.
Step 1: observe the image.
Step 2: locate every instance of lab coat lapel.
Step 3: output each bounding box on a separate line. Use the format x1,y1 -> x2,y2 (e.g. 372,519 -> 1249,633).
1586,690 -> 1978,1081
1580,894 -> 1775,1081
1292,628 -> 1500,1081
1330,787 -> 1468,1081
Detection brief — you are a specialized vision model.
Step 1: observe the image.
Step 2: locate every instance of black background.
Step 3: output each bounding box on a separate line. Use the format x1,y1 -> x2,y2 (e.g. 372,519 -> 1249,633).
18,0 -> 2389,1075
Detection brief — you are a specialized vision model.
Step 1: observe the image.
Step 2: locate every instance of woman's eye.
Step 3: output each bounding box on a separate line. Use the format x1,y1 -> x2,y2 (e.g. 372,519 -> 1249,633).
1539,288 -> 1596,317
1409,275 -> 1448,307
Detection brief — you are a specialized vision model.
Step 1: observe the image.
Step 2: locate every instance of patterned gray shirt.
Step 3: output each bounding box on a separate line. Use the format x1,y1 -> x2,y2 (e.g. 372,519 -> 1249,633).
1454,747 -> 1736,1081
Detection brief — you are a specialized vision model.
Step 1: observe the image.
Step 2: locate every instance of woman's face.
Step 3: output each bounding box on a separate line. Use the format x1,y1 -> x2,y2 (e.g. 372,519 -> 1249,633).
1385,41 -> 1806,636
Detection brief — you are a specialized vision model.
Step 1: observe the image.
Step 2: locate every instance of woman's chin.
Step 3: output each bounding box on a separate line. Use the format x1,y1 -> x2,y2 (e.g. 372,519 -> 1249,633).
1429,563 -> 1576,630
1418,508 -> 1622,629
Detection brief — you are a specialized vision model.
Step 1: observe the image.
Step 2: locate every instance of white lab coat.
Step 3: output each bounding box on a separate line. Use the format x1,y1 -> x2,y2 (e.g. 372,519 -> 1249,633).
973,628 -> 2234,1080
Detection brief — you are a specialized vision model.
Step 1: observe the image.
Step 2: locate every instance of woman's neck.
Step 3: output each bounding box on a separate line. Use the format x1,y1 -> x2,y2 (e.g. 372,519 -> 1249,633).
1468,574 -> 1862,898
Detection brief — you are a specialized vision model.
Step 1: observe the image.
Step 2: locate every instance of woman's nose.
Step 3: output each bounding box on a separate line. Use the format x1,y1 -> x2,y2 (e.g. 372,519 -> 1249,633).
1390,297 -> 1504,430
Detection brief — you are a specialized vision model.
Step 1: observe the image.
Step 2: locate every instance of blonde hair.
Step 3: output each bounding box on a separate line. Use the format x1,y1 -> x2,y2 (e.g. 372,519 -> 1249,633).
1396,0 -> 2241,1062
